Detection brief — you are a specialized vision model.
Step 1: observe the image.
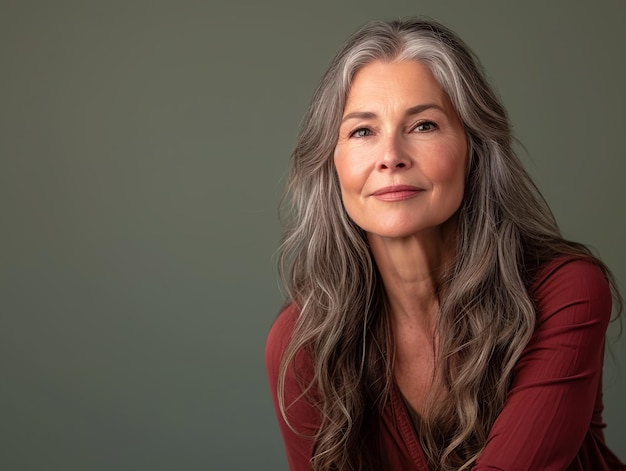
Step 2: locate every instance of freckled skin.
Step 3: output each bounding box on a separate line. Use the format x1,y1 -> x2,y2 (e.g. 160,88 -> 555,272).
334,60 -> 468,243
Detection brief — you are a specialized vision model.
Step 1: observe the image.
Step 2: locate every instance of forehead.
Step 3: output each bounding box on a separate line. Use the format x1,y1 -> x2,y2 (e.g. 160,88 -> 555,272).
344,60 -> 451,111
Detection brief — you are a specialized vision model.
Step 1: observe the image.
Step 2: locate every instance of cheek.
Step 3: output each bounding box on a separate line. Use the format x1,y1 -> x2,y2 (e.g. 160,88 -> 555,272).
434,159 -> 465,186
430,141 -> 467,184
333,156 -> 365,224
333,150 -> 367,194
424,145 -> 467,205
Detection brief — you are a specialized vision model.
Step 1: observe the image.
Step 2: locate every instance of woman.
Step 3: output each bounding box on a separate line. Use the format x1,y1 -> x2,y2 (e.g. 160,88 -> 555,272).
266,18 -> 625,471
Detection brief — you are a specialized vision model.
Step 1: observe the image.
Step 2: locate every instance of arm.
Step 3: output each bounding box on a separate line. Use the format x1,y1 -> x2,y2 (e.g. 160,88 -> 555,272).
473,258 -> 613,471
265,304 -> 319,471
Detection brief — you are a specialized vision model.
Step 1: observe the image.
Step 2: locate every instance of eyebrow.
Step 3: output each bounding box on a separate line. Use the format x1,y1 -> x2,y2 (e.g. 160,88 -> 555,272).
340,103 -> 445,123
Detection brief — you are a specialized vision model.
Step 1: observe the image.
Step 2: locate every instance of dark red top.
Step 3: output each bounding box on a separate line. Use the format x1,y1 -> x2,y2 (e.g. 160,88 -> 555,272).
266,257 -> 626,470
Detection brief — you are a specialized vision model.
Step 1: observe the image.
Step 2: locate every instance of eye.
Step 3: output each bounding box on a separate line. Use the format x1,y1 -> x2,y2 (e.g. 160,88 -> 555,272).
413,121 -> 438,132
350,127 -> 373,138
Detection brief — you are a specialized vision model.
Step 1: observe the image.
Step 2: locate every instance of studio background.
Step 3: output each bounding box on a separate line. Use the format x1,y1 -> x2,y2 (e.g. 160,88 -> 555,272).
1,1 -> 624,469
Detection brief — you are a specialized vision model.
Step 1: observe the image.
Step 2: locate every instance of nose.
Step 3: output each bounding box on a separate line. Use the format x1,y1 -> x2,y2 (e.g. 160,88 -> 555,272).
377,134 -> 412,171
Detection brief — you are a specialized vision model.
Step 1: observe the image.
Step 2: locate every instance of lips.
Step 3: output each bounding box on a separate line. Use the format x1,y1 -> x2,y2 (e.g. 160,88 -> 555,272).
371,185 -> 424,202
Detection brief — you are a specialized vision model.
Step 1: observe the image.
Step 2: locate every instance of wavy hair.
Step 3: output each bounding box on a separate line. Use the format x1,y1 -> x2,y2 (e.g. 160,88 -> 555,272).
277,18 -> 622,471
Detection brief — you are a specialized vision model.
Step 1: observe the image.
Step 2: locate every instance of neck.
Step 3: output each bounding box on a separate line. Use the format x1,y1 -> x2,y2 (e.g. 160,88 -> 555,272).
368,221 -> 457,332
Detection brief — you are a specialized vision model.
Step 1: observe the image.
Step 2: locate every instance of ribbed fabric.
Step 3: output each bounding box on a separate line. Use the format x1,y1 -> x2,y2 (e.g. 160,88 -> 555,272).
266,257 -> 626,470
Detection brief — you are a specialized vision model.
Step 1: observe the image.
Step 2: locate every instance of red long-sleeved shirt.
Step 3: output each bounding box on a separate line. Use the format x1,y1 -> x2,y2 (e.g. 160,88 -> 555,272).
266,257 -> 626,470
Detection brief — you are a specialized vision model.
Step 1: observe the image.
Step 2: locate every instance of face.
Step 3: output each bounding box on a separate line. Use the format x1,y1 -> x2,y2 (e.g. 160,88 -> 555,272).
334,60 -> 468,241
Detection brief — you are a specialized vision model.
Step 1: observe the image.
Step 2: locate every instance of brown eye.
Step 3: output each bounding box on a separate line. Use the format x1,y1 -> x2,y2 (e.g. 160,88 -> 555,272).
415,121 -> 438,132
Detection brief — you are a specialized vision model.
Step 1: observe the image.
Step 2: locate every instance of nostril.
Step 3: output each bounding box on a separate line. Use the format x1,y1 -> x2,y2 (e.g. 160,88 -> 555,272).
397,163 -> 405,168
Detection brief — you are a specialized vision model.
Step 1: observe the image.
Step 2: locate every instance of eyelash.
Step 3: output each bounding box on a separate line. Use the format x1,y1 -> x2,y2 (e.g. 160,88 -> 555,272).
349,128 -> 373,138
413,120 -> 438,132
348,120 -> 438,138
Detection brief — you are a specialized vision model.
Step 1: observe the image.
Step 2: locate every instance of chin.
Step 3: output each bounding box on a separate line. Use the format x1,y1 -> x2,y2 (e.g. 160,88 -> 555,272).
365,225 -> 430,240
363,216 -> 460,242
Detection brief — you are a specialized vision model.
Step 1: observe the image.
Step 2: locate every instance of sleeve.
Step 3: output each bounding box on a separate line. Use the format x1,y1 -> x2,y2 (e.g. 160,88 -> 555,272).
472,258 -> 613,471
265,304 -> 320,471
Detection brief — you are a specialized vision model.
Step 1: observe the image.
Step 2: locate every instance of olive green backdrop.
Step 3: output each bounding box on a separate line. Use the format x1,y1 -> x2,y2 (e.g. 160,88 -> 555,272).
1,1 -> 624,469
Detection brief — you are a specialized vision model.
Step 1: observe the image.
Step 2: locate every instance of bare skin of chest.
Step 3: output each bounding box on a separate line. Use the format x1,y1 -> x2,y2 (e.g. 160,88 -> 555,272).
393,326 -> 436,417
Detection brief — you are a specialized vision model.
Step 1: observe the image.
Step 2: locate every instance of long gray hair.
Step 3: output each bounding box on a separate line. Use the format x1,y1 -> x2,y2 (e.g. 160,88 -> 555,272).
277,18 -> 621,471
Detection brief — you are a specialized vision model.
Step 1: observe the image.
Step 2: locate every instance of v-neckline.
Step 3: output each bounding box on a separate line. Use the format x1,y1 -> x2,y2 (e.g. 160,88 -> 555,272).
390,382 -> 430,470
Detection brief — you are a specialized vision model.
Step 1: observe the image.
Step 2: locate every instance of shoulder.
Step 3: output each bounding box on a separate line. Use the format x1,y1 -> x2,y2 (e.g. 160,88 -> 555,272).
531,256 -> 612,326
265,303 -> 301,380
